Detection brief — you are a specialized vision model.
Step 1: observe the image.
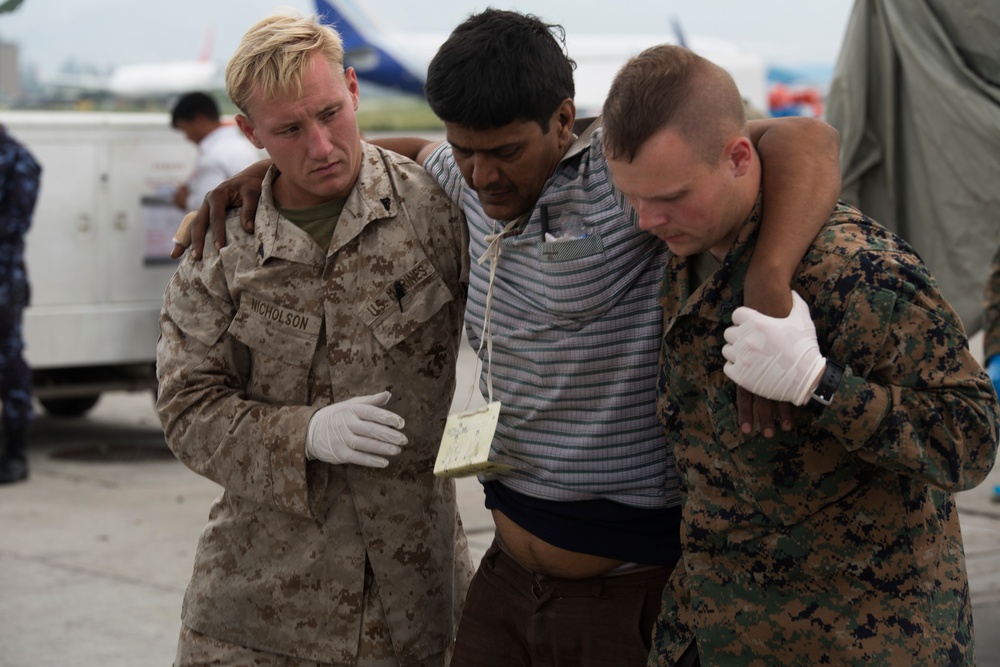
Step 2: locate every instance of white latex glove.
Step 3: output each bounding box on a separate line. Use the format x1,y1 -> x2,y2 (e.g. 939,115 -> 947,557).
305,391 -> 408,468
722,291 -> 827,406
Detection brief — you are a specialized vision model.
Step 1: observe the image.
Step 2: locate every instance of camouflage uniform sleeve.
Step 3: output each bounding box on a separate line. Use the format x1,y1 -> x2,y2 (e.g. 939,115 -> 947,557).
432,199 -> 469,296
156,241 -> 319,518
810,247 -> 1000,492
0,133 -> 41,242
983,243 -> 1000,360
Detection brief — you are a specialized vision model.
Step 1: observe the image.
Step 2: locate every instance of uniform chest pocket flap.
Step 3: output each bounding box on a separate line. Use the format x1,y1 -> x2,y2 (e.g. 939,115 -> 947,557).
228,295 -> 320,364
710,400 -> 866,528
358,258 -> 455,350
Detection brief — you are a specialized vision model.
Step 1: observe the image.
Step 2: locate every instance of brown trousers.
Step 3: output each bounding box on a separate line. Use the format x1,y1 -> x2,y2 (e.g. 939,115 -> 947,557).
451,539 -> 672,667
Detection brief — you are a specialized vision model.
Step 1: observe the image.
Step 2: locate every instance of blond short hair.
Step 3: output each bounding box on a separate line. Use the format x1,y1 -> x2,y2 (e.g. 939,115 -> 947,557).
226,12 -> 345,116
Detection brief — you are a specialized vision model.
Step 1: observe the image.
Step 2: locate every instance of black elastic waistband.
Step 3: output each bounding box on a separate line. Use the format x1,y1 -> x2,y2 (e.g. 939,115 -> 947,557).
483,480 -> 682,566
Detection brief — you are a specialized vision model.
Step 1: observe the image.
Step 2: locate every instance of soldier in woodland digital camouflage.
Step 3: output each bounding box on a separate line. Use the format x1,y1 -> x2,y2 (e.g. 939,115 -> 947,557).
156,13 -> 471,666
603,45 -> 999,667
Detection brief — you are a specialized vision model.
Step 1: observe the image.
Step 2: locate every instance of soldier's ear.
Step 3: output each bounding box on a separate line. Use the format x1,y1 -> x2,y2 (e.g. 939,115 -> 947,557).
726,136 -> 753,177
235,115 -> 264,150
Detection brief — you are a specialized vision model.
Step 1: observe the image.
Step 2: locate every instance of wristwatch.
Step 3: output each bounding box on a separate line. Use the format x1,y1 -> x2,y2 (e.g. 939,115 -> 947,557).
809,361 -> 844,407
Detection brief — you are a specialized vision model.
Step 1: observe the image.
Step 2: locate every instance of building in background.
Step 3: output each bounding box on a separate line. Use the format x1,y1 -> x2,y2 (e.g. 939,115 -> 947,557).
0,40 -> 23,103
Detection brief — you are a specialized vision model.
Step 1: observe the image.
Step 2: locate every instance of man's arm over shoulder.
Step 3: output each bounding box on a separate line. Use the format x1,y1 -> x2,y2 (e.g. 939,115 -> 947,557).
746,116 -> 841,315
733,117 -> 841,435
156,234 -> 320,519
170,159 -> 271,260
368,136 -> 444,167
173,140 -> 450,260
807,217 -> 999,491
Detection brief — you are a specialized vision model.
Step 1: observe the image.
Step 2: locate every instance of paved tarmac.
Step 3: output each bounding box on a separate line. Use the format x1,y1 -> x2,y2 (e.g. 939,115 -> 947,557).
1,339 -> 999,666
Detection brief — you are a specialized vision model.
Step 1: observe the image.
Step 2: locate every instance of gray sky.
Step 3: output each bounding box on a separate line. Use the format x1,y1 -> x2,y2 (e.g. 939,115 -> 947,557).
0,0 -> 856,80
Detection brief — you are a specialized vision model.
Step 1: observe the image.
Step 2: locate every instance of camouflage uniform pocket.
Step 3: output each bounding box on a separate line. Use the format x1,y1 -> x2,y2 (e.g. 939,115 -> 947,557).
359,258 -> 455,350
228,295 -> 319,404
709,400 -> 868,528
824,282 -> 896,379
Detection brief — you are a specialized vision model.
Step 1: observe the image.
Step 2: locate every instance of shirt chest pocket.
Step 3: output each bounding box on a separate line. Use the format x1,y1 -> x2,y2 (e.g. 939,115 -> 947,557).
709,399 -> 868,528
357,257 -> 456,350
228,296 -> 320,405
536,233 -> 616,320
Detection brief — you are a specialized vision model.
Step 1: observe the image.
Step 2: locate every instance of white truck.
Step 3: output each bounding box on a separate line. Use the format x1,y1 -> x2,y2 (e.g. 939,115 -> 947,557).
0,111 -> 197,417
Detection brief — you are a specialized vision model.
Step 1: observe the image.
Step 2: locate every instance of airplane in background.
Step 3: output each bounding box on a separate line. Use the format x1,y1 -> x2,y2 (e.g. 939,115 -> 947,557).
315,0 -> 769,116
40,26 -> 223,101
106,26 -> 221,98
34,1 -> 769,112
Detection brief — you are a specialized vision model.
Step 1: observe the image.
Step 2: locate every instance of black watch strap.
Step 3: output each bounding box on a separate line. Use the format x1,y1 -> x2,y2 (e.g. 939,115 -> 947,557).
810,361 -> 844,407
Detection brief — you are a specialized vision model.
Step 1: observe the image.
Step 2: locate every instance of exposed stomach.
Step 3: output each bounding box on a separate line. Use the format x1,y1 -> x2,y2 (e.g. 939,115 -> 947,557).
492,509 -> 626,579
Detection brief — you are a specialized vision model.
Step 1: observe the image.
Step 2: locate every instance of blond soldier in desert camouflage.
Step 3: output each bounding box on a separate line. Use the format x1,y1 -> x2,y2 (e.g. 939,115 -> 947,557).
603,45 -> 1000,666
156,12 -> 472,667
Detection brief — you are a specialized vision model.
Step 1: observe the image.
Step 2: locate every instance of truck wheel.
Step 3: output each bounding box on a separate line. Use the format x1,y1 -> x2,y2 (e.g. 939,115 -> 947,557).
39,395 -> 101,418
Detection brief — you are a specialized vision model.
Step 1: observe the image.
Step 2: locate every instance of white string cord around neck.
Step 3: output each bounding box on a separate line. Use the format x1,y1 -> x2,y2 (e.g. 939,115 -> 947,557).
472,216 -> 523,405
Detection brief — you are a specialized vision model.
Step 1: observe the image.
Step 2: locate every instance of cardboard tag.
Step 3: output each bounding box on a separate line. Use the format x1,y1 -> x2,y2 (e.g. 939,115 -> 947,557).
433,402 -> 512,477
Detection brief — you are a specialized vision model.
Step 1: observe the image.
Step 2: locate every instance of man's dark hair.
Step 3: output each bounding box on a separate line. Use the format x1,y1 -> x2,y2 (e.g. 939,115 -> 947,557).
170,91 -> 221,128
424,8 -> 575,132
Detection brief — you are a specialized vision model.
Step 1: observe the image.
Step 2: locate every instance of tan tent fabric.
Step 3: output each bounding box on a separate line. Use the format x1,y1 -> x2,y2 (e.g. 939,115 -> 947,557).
824,0 -> 1000,333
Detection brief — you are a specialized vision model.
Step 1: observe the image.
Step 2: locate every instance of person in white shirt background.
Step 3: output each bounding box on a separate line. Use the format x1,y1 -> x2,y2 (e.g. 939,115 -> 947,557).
170,91 -> 262,212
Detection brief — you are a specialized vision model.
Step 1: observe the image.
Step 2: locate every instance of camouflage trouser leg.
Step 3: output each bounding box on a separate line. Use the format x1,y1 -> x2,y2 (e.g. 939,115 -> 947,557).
0,267 -> 33,431
174,568 -> 448,667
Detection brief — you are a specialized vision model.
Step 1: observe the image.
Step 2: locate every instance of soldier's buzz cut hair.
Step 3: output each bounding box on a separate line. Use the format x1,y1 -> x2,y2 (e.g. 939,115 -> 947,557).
226,12 -> 345,117
602,44 -> 747,164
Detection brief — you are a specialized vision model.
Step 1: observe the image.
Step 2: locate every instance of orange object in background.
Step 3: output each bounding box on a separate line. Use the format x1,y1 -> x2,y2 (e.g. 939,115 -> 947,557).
768,83 -> 824,117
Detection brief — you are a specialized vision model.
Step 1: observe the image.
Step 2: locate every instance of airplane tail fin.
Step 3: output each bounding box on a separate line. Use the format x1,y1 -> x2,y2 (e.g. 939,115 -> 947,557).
314,0 -> 426,96
670,17 -> 688,49
198,25 -> 215,63
314,0 -> 368,52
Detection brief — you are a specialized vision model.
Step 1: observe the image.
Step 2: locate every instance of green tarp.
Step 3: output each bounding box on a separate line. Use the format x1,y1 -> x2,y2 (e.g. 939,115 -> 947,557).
824,0 -> 1000,333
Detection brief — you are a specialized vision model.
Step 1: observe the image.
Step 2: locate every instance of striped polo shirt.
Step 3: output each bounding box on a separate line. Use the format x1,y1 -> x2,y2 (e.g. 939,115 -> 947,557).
425,124 -> 679,510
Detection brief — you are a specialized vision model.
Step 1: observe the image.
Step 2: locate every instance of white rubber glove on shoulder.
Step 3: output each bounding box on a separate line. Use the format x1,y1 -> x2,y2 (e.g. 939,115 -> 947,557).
305,391 -> 407,468
722,291 -> 826,406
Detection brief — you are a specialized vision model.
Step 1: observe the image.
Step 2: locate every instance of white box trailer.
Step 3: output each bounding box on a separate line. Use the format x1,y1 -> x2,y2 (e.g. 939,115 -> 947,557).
0,111 -> 195,417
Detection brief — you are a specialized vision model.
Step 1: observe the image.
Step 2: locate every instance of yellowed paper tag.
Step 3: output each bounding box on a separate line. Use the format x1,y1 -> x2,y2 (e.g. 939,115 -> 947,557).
434,402 -> 512,477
